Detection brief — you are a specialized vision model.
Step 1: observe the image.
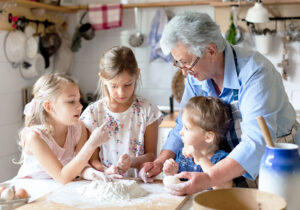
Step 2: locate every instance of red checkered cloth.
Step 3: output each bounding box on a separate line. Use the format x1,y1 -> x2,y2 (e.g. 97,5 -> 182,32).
88,4 -> 123,30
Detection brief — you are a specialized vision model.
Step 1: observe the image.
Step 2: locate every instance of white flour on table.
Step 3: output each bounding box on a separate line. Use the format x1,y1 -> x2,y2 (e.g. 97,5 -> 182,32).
46,180 -> 185,209
78,179 -> 148,201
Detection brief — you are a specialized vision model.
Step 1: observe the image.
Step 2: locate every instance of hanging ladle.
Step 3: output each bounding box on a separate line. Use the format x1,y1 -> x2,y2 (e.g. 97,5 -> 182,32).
129,7 -> 144,47
257,116 -> 275,147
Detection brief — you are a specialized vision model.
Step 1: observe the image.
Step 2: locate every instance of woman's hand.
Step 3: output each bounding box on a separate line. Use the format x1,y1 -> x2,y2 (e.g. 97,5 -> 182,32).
164,171 -> 212,195
163,158 -> 178,176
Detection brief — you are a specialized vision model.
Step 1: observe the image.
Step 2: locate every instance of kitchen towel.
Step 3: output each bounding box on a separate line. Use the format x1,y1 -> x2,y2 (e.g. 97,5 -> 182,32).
148,8 -> 172,63
88,4 -> 123,30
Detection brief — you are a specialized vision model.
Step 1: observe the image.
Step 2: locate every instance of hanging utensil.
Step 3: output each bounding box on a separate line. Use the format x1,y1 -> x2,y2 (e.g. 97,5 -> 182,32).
129,7 -> 144,47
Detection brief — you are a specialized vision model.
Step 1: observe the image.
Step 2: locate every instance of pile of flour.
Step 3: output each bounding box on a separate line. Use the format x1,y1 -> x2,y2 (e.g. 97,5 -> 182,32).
77,179 -> 148,202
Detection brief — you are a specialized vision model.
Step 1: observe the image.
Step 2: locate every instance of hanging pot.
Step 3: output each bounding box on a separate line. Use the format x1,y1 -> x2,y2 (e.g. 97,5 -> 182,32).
78,11 -> 95,40
40,32 -> 62,56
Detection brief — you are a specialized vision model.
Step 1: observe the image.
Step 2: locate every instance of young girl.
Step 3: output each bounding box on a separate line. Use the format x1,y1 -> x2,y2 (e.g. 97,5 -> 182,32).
80,46 -> 163,177
16,73 -> 110,184
163,96 -> 232,189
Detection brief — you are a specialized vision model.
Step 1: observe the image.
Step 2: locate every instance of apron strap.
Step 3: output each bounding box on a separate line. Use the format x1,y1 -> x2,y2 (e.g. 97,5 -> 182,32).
276,121 -> 299,143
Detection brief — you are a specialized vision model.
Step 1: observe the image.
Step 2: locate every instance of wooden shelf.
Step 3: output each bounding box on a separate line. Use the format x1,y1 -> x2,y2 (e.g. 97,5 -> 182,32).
210,1 -> 250,7
70,0 -> 218,10
69,0 -> 300,10
212,0 -> 300,7
2,0 -> 300,12
2,0 -> 75,13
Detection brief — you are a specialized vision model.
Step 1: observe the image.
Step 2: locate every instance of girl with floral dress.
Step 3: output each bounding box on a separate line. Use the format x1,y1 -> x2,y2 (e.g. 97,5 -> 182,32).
80,46 -> 163,178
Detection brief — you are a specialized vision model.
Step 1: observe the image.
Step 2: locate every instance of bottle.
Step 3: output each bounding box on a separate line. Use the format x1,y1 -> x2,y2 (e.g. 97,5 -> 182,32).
259,143 -> 300,210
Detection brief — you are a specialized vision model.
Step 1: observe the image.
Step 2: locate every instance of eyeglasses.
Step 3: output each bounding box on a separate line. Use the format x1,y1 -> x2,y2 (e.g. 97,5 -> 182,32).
173,56 -> 200,72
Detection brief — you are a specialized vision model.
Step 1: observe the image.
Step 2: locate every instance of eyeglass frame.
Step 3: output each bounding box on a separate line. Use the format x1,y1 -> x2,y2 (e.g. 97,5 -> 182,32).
173,56 -> 200,72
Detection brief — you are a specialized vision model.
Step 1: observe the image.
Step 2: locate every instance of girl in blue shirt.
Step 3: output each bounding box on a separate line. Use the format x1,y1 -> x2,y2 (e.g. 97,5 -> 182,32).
163,96 -> 233,189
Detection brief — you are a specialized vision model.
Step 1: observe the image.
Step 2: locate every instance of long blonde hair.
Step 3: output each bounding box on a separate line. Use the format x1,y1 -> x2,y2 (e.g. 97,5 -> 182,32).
15,73 -> 78,164
182,96 -> 232,150
25,73 -> 78,132
97,46 -> 139,99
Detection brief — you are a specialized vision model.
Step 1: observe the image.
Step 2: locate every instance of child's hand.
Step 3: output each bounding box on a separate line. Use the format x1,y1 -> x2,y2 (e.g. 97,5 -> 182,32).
104,166 -> 124,179
117,154 -> 131,174
163,158 -> 178,176
88,124 -> 109,147
81,167 -> 113,182
182,145 -> 197,158
90,159 -> 105,172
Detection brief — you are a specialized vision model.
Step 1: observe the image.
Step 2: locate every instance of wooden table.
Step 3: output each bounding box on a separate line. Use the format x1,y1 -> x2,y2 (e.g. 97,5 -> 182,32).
17,180 -> 189,210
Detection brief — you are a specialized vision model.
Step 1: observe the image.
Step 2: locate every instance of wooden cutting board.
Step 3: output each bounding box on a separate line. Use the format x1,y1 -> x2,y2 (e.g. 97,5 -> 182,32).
17,180 -> 189,210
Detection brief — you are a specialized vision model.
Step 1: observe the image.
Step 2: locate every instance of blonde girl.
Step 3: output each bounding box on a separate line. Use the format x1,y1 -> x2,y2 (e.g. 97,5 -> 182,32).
80,46 -> 163,178
163,96 -> 232,189
16,73 -> 110,184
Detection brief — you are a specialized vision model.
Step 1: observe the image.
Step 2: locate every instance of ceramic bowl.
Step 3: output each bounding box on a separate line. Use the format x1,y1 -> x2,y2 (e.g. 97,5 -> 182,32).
193,188 -> 286,210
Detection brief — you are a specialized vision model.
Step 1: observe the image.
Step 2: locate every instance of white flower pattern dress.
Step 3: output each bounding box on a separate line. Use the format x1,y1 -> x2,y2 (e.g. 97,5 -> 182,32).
80,96 -> 163,177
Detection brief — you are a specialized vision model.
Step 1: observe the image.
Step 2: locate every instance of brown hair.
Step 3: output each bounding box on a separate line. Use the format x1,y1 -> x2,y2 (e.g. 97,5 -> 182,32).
97,46 -> 139,99
182,96 -> 231,150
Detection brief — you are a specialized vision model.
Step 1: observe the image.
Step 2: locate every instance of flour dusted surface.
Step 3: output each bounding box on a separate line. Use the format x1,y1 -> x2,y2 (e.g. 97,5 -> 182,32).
46,180 -> 187,209
78,179 -> 148,201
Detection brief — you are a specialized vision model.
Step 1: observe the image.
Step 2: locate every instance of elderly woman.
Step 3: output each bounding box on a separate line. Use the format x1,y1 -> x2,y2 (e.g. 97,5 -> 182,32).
140,12 -> 300,195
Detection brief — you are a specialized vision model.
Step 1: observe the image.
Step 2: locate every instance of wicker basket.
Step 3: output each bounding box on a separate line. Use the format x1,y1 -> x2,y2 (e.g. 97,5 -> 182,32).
171,70 -> 186,103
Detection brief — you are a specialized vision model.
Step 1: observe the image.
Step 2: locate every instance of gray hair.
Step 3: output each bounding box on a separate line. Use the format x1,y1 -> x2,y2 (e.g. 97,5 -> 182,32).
160,12 -> 226,57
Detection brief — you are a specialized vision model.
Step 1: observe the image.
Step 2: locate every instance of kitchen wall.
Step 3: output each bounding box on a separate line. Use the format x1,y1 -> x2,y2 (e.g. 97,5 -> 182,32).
0,31 -> 36,181
70,5 -> 214,109
0,3 -> 300,182
70,5 -> 300,110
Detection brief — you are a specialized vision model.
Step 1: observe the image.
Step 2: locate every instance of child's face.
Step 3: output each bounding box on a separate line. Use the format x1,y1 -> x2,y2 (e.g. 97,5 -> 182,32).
105,71 -> 136,105
180,112 -> 210,149
49,83 -> 82,126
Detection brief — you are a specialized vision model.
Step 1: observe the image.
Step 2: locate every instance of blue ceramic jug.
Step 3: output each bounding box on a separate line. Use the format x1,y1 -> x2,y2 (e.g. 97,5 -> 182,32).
259,143 -> 300,210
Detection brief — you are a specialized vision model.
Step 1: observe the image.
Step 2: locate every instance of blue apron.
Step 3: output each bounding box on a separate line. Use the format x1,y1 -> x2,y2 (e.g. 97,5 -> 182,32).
175,46 -> 243,172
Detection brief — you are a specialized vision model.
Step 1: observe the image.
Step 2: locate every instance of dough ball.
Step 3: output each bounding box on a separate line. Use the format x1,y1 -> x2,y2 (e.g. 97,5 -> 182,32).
163,176 -> 181,186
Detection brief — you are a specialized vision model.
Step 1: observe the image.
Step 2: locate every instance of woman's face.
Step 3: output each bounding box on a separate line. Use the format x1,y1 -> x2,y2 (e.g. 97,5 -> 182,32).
171,42 -> 213,81
105,71 -> 137,106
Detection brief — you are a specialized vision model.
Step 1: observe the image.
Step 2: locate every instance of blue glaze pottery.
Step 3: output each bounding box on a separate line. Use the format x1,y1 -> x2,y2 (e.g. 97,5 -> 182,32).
259,143 -> 300,210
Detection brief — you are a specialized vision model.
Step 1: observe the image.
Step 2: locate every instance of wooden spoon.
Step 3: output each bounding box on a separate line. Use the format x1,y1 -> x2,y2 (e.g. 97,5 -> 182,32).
257,116 -> 275,147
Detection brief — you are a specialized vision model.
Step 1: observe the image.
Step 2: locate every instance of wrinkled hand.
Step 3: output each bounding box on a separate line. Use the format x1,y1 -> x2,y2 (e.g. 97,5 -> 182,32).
88,124 -> 109,147
81,167 -> 113,182
164,172 -> 212,195
117,154 -> 131,175
163,158 -> 178,176
138,167 -> 154,183
138,161 -> 163,183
